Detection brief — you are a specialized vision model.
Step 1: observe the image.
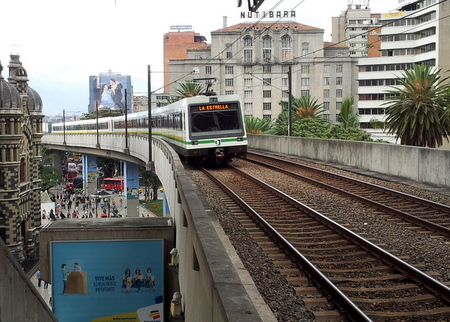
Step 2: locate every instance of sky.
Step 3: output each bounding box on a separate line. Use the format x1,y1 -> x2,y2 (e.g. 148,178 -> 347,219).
1,0 -> 397,116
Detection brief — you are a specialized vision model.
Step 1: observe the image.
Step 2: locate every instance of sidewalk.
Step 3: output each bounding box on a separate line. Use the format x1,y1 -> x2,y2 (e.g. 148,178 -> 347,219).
30,271 -> 52,310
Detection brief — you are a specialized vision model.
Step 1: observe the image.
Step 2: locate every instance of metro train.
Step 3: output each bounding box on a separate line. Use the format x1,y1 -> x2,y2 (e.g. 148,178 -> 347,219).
52,95 -> 248,164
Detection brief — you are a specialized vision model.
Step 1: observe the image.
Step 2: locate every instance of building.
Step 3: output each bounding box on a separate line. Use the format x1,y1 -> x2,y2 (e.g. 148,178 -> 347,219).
0,55 -> 43,263
332,1 -> 381,57
163,26 -> 208,93
169,21 -> 359,122
357,0 -> 450,141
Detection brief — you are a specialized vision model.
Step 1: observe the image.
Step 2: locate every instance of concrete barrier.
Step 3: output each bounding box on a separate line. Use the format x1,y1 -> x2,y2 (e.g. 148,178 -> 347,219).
0,238 -> 57,322
248,134 -> 450,188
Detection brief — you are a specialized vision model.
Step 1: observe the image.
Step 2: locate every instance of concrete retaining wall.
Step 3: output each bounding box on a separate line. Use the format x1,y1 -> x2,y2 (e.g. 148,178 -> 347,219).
0,238 -> 57,322
248,134 -> 450,188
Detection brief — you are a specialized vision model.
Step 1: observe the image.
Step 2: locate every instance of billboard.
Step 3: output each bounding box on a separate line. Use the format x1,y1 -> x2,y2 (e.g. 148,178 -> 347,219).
51,239 -> 164,322
89,73 -> 132,113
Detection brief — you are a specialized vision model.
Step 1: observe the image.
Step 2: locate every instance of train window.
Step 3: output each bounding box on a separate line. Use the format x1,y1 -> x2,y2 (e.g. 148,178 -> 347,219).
190,103 -> 242,136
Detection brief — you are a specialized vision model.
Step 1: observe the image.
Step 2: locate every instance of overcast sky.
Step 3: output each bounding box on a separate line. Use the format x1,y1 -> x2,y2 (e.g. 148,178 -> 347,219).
1,0 -> 397,116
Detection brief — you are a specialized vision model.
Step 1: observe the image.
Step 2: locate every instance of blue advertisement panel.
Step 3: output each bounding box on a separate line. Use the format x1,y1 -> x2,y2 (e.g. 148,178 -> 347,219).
89,74 -> 132,113
51,240 -> 164,322
125,162 -> 140,199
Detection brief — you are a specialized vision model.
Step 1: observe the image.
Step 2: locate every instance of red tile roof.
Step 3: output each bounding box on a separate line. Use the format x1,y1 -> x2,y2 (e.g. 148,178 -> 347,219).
212,21 -> 322,33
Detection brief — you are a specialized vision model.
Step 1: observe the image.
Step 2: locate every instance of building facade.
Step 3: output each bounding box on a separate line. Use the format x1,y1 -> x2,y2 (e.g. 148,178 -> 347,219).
163,28 -> 208,93
0,55 -> 43,262
357,0 -> 450,141
169,21 -> 359,123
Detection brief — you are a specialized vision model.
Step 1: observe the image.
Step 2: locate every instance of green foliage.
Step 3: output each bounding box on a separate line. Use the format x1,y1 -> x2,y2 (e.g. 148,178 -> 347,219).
170,80 -> 206,102
292,96 -> 325,119
338,97 -> 359,129
40,146 -> 62,191
81,109 -> 124,120
383,64 -> 450,147
139,167 -> 161,201
244,117 -> 273,134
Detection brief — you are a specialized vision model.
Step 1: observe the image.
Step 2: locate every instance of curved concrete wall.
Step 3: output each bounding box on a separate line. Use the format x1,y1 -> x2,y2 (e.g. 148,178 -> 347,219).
42,134 -> 273,321
0,238 -> 57,322
248,134 -> 450,188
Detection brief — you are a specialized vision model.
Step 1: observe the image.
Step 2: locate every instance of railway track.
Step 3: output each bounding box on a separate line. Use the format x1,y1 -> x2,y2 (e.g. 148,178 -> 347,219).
199,165 -> 450,321
246,151 -> 450,238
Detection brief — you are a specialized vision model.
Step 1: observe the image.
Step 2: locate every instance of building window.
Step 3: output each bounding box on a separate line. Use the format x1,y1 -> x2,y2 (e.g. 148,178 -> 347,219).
323,102 -> 330,110
282,91 -> 289,99
301,78 -> 310,86
263,78 -> 271,86
226,44 -> 233,59
244,102 -> 252,111
301,90 -> 310,97
244,90 -> 252,99
263,102 -> 272,110
225,78 -> 234,87
225,90 -> 234,95
336,64 -> 343,73
205,66 -> 212,74
244,78 -> 252,87
225,66 -> 234,74
336,102 -> 342,110
324,64 -> 330,73
336,89 -> 342,97
301,64 -> 310,73
263,65 -> 271,73
324,77 -> 330,86
263,90 -> 271,98
324,89 -> 330,98
281,35 -> 291,61
244,36 -> 253,63
263,36 -> 272,63
336,77 -> 343,85
302,42 -> 310,56
323,114 -> 330,121
244,65 -> 252,74
281,65 -> 289,73
263,115 -> 272,121
282,78 -> 288,86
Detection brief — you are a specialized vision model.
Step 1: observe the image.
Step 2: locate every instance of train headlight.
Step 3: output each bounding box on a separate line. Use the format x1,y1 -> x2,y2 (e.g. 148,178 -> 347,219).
192,141 -> 199,145
237,137 -> 244,142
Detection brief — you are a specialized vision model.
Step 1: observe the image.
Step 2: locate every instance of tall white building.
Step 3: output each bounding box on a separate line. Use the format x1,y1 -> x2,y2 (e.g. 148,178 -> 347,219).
357,0 -> 450,141
169,21 -> 359,122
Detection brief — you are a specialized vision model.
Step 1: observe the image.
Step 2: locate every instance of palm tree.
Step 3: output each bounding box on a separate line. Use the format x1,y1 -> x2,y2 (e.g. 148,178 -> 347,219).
293,96 -> 324,119
383,64 -> 450,148
175,80 -> 205,99
338,97 -> 359,129
244,117 -> 273,134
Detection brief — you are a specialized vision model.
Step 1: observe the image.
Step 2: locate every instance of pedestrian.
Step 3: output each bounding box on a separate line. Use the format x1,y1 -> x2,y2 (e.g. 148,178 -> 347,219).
44,280 -> 49,289
62,264 -> 70,295
37,269 -> 42,287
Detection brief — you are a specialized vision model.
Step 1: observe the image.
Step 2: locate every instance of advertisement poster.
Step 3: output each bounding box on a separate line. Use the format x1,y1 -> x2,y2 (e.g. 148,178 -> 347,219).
51,240 -> 164,322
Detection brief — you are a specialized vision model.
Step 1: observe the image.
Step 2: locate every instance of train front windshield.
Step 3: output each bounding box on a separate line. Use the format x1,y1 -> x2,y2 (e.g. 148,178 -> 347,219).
190,102 -> 244,137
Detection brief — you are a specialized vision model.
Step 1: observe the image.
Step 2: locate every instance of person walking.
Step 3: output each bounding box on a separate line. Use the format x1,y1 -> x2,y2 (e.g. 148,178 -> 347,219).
36,269 -> 42,287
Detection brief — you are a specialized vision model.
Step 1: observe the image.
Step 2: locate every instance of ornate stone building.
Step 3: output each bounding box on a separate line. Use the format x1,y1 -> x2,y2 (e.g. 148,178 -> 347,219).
0,55 -> 43,263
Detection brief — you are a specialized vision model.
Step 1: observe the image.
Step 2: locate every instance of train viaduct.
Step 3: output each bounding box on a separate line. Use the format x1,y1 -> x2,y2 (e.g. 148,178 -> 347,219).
3,132 -> 449,321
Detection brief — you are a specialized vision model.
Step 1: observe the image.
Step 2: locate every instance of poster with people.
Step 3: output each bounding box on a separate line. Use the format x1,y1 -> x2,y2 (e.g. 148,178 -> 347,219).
51,239 -> 164,322
90,74 -> 132,113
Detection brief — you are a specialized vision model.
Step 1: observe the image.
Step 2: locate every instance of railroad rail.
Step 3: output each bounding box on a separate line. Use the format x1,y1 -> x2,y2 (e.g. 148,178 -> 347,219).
247,151 -> 450,238
200,165 -> 450,321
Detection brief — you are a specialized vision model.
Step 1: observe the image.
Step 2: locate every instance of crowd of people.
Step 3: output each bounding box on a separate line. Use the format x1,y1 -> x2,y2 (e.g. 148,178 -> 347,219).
43,186 -> 123,220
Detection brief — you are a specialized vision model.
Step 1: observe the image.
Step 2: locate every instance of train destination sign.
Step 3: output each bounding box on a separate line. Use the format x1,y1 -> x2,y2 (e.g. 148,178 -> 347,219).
195,104 -> 232,111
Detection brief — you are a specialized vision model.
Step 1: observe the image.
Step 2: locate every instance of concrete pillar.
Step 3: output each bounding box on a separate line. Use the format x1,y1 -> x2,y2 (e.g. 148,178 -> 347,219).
124,162 -> 139,217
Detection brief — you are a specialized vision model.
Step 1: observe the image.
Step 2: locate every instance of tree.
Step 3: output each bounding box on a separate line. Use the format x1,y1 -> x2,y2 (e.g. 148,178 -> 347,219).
293,96 -> 325,119
139,168 -> 161,201
81,109 -> 124,120
244,117 -> 273,134
174,80 -> 205,99
40,146 -> 62,191
383,64 -> 450,147
338,97 -> 359,129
